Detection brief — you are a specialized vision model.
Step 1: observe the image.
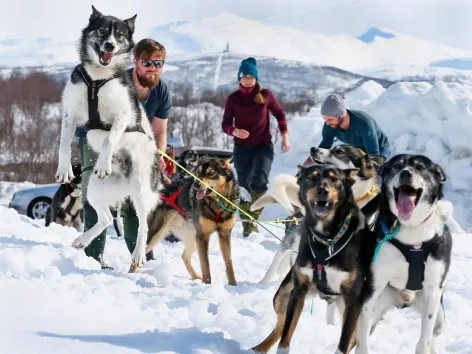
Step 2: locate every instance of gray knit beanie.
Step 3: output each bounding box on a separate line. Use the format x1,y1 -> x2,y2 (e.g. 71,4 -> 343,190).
321,94 -> 346,117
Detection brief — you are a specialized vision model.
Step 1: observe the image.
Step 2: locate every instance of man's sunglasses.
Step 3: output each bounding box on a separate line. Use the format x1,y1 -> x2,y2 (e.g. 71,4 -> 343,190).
140,58 -> 165,68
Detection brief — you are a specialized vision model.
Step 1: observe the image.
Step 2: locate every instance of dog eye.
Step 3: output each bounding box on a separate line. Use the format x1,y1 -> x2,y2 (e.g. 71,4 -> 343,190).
115,33 -> 123,40
416,164 -> 426,171
335,150 -> 344,155
330,176 -> 339,182
98,28 -> 106,35
393,162 -> 403,170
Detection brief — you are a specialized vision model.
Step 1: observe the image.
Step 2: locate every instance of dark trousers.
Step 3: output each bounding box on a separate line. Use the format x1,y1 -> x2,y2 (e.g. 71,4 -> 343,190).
233,142 -> 274,235
233,141 -> 274,194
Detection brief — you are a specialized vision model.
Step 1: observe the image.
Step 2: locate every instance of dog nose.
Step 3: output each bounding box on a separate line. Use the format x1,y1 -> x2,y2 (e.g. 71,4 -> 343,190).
193,180 -> 200,189
316,187 -> 329,199
400,169 -> 413,180
104,42 -> 114,52
310,147 -> 318,156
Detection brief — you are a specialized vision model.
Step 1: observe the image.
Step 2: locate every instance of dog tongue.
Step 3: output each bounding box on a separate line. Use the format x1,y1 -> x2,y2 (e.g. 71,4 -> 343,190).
101,51 -> 113,63
396,191 -> 416,220
196,190 -> 207,200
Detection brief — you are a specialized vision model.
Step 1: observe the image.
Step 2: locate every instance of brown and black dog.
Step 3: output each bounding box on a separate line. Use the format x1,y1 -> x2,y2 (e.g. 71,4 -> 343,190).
145,156 -> 240,285
251,164 -> 374,354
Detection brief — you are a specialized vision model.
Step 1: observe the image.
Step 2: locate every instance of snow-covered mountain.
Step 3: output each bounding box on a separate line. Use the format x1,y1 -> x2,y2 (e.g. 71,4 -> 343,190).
0,12 -> 471,78
146,12 -> 472,72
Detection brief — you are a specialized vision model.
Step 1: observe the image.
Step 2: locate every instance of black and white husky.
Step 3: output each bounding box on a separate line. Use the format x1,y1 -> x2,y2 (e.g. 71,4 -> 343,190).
356,154 -> 453,354
55,6 -> 165,271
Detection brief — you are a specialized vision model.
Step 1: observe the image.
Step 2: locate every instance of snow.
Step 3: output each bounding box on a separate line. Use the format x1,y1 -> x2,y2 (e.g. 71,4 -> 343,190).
0,77 -> 472,354
0,198 -> 471,353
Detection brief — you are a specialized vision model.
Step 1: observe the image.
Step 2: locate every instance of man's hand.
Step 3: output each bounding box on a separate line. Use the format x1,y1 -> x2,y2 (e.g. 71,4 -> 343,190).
281,133 -> 291,153
158,155 -> 167,171
233,128 -> 250,139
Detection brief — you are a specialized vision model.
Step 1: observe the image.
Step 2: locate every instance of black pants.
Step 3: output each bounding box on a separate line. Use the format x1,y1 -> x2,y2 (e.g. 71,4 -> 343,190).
233,142 -> 274,193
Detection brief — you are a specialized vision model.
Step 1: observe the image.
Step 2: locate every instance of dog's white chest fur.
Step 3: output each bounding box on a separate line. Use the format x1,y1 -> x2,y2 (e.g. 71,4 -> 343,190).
372,215 -> 446,291
300,266 -> 350,294
63,79 -> 133,126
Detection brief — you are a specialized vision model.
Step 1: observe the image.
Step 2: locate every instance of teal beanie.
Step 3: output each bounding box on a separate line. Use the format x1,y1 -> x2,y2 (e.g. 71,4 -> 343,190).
238,57 -> 259,82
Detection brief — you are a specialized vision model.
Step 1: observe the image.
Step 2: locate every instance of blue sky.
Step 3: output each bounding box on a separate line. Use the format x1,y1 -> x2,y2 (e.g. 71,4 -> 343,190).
2,0 -> 471,51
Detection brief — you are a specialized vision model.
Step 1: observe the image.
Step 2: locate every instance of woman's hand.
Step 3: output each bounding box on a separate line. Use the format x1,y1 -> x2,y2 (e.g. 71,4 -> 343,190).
233,128 -> 250,139
281,133 -> 291,153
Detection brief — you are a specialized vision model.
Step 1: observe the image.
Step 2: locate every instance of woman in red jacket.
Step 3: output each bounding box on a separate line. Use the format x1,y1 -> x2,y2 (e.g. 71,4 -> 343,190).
222,57 -> 291,237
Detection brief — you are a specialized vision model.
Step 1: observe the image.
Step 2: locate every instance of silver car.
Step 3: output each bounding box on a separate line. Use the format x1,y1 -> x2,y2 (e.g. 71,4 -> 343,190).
9,183 -> 60,219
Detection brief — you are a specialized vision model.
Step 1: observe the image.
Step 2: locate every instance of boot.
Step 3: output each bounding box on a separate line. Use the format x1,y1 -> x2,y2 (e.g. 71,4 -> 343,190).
240,191 -> 266,237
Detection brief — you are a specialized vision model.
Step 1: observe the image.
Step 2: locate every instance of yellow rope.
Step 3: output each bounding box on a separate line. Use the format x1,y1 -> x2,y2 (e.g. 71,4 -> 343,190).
158,148 -> 299,225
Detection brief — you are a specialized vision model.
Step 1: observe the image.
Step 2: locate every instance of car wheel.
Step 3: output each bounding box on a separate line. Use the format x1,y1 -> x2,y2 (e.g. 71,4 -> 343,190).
27,197 -> 52,220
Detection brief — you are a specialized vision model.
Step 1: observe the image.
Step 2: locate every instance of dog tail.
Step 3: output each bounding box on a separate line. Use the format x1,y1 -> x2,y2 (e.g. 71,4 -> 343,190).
437,200 -> 465,234
250,174 -> 303,214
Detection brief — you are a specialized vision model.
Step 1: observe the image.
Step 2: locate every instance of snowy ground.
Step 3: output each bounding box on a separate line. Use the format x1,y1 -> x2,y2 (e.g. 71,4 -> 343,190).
0,76 -> 471,353
0,205 -> 471,354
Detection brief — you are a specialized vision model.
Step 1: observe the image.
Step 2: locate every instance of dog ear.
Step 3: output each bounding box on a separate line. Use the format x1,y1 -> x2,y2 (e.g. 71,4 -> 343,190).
367,154 -> 387,168
124,14 -> 137,34
220,158 -> 232,170
343,168 -> 359,186
433,164 -> 446,182
90,5 -> 103,23
296,165 -> 306,178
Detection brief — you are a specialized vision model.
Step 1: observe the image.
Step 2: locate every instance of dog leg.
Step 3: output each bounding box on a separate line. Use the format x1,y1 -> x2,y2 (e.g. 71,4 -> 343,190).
196,232 -> 211,284
217,226 -> 237,286
276,280 -> 309,352
415,288 -> 443,354
251,270 -> 296,353
327,296 -> 345,326
355,284 -> 388,354
128,195 -> 151,273
196,216 -> 216,284
336,295 -> 362,354
94,117 -> 128,179
56,112 -> 76,183
182,242 -> 202,281
72,204 -> 112,249
260,245 -> 291,284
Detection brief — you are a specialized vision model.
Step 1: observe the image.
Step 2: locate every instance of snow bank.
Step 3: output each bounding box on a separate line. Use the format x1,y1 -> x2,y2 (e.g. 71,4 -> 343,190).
265,79 -> 472,231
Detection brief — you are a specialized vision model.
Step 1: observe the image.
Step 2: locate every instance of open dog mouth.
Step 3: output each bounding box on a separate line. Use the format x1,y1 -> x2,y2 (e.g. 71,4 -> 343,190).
311,200 -> 331,214
196,188 -> 211,200
95,44 -> 114,66
394,185 -> 423,220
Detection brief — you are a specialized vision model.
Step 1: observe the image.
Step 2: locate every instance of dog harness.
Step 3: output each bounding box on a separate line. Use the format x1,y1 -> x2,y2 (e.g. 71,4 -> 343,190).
373,220 -> 442,291
58,191 -> 81,221
308,214 -> 354,296
160,187 -> 187,216
74,65 -> 145,134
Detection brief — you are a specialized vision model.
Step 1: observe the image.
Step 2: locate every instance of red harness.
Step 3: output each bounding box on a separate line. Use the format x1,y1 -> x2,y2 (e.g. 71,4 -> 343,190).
160,188 -> 225,223
160,188 -> 187,216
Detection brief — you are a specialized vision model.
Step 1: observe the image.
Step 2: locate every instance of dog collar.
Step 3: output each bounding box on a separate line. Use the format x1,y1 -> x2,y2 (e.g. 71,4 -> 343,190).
355,184 -> 380,204
373,220 -> 399,262
310,213 -> 352,247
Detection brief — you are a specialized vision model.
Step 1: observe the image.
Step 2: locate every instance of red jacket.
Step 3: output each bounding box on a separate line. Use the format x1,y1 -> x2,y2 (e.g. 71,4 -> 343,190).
222,87 -> 288,145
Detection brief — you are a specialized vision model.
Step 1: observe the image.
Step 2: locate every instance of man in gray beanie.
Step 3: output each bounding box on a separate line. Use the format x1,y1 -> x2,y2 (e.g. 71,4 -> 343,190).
318,94 -> 391,158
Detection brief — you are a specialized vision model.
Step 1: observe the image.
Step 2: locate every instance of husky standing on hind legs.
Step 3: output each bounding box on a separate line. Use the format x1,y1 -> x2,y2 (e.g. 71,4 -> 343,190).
55,6 -> 165,271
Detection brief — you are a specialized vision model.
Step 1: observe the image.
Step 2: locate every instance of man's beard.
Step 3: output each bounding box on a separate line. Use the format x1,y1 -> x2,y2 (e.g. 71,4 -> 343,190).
137,71 -> 160,88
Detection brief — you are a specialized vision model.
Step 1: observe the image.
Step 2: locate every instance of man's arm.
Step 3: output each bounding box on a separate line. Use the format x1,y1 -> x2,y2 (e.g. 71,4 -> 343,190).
319,123 -> 335,149
152,117 -> 168,152
362,120 -> 380,155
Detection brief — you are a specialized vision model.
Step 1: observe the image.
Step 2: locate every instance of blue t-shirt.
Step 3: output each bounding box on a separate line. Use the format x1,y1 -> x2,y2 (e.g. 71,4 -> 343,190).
75,68 -> 172,138
319,109 -> 389,155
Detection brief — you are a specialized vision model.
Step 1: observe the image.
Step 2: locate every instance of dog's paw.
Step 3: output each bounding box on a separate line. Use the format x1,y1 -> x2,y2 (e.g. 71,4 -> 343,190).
128,248 -> 146,273
94,158 -> 112,179
71,235 -> 91,249
55,164 -> 74,184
